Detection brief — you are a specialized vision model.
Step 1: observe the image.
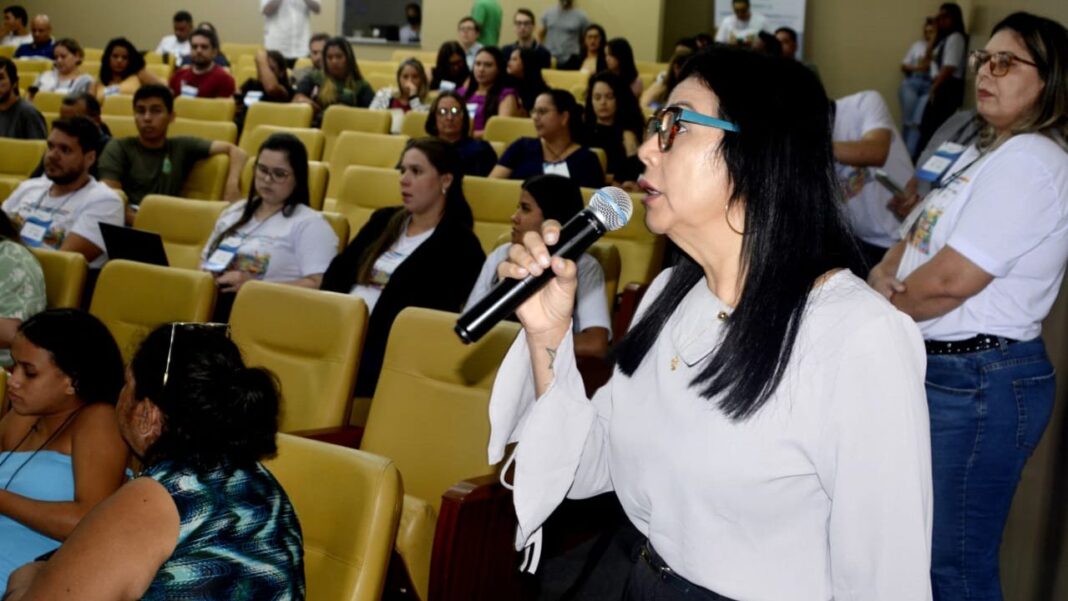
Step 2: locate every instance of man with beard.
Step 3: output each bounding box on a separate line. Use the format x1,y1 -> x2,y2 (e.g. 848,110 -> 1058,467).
168,27 -> 236,99
0,57 -> 46,139
1,116 -> 123,269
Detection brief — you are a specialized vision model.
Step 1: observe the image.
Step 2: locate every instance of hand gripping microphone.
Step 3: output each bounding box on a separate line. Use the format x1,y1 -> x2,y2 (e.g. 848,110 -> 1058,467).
455,186 -> 633,344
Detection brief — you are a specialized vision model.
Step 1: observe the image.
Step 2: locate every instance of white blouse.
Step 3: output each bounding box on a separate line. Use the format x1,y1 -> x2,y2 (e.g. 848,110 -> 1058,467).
488,269 -> 933,600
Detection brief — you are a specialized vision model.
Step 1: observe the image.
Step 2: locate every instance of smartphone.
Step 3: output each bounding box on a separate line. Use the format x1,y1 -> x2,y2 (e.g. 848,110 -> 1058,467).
874,169 -> 907,197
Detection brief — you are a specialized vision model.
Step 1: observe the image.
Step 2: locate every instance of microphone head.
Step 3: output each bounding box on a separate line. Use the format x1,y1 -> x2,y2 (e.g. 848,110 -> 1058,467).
589,187 -> 633,232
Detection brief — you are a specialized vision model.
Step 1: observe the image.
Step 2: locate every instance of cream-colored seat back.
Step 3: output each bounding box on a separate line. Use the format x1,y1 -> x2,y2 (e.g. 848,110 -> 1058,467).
330,165 -> 401,239
28,247 -> 87,309
133,195 -> 228,269
321,106 -> 393,158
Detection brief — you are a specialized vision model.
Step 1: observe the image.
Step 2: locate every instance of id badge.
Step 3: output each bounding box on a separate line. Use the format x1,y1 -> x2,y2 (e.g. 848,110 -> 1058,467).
180,83 -> 199,98
104,84 -> 121,96
203,236 -> 241,272
243,90 -> 264,107
543,161 -> 571,178
917,142 -> 965,183
20,213 -> 52,247
466,102 -> 479,120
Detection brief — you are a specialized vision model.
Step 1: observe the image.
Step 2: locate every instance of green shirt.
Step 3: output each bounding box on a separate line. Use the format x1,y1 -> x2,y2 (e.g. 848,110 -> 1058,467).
97,136 -> 213,206
0,240 -> 46,366
471,0 -> 503,46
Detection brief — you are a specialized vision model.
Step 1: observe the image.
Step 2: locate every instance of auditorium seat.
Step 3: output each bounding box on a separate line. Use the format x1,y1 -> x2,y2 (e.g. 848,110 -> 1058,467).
400,110 -> 428,139
483,116 -> 536,147
589,147 -> 608,181
0,138 -> 45,190
133,195 -> 227,269
264,434 -> 402,601
328,165 -> 402,238
144,63 -> 172,80
365,73 -> 394,93
230,281 -> 367,432
174,96 -> 237,122
234,64 -> 258,88
28,247 -> 87,309
542,68 -> 589,92
243,102 -> 314,133
582,188 -> 665,293
463,176 -> 521,253
587,241 -> 622,311
101,94 -> 134,116
141,50 -> 163,64
321,211 -> 350,253
180,154 -> 230,200
635,60 -> 669,74
238,124 -> 325,159
357,59 -> 398,76
170,117 -> 238,144
41,111 -> 57,132
325,132 -> 408,201
0,46 -> 14,59
322,107 -> 393,158
31,90 -> 65,113
101,115 -> 137,138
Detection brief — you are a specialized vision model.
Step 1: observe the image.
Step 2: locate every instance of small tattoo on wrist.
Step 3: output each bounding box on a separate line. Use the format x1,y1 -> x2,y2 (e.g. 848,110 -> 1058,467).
546,347 -> 557,365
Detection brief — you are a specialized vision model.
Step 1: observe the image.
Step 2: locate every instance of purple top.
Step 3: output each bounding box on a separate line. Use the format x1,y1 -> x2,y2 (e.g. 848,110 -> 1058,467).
456,86 -> 517,132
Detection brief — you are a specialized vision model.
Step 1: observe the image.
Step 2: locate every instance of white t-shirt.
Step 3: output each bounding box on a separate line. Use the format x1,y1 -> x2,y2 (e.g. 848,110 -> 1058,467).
32,70 -> 94,95
488,270 -> 932,599
0,33 -> 32,47
713,12 -> 769,45
931,32 -> 966,80
466,244 -> 611,337
1,176 -> 124,269
833,90 -> 914,248
349,224 -> 434,313
897,134 -> 1068,341
200,201 -> 337,282
902,40 -> 928,67
261,0 -> 312,59
155,35 -> 191,60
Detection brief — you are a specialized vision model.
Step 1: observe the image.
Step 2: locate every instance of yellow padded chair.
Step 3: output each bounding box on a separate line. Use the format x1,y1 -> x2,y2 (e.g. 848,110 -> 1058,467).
41,111 -> 58,132
174,96 -> 237,122
587,241 -> 621,312
142,50 -> 163,64
221,43 -> 263,65
400,110 -> 428,139
326,132 -> 408,202
133,195 -> 228,269
463,176 -> 521,253
230,281 -> 367,433
264,434 -> 402,601
0,139 -> 46,189
0,46 -> 11,58
234,65 -> 258,88
28,247 -> 87,309
170,118 -> 238,144
321,211 -> 350,253
581,188 -> 665,293
358,60 -> 398,75
360,307 -> 520,601
89,260 -> 217,361
31,90 -> 65,113
365,73 -> 394,93
482,116 -> 536,147
329,165 -> 401,239
244,102 -> 314,133
0,179 -> 18,203
101,94 -> 134,116
101,115 -> 138,139
589,147 -> 608,182
180,154 -> 230,200
322,106 -> 393,158
636,60 -> 669,74
239,124 -> 325,159
542,69 -> 589,91
145,63 -> 173,80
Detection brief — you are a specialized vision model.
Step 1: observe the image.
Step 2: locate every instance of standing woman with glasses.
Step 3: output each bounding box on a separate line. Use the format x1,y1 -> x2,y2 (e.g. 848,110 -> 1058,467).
0,309 -> 127,588
200,133 -> 338,321
3,323 -> 305,600
488,46 -> 933,599
425,91 -> 498,176
869,13 -> 1068,599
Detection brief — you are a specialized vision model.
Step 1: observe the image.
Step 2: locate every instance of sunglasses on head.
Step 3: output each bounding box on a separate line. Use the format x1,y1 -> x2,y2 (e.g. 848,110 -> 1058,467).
161,322 -> 230,388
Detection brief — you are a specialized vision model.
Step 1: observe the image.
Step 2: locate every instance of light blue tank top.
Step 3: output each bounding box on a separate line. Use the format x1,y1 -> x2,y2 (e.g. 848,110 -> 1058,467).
0,450 -> 74,589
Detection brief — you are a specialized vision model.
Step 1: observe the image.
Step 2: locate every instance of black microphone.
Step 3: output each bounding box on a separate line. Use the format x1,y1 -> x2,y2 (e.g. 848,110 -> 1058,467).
455,186 -> 633,344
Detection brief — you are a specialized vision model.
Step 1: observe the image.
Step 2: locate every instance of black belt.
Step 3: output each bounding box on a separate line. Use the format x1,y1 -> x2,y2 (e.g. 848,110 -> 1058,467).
925,334 -> 1019,355
638,542 -> 737,600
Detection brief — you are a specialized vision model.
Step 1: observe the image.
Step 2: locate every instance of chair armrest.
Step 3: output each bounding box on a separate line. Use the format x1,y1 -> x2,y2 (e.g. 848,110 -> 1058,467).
429,474 -> 522,601
289,425 -> 364,448
613,282 -> 649,339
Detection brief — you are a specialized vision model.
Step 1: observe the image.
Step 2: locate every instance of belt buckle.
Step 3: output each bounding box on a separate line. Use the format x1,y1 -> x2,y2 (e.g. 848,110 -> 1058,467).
640,545 -> 674,579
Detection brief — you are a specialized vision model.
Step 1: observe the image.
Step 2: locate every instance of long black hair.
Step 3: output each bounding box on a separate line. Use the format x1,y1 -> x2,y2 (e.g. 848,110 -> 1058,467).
19,309 -> 125,406
540,88 -> 585,144
100,37 -> 145,83
615,47 -> 860,421
431,41 -> 469,90
207,133 -> 310,254
510,47 -> 548,113
579,24 -> 608,72
464,46 -> 508,124
606,37 -> 639,87
584,70 -> 644,139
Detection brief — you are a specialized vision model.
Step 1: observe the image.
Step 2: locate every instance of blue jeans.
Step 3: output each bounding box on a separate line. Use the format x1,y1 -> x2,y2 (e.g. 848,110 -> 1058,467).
926,338 -> 1056,601
899,73 -> 932,157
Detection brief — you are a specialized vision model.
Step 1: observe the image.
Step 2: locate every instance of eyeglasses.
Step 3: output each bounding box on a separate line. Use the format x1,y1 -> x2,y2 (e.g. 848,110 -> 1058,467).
254,162 -> 292,182
646,106 -> 740,152
162,322 -> 230,388
437,106 -> 462,117
969,50 -> 1038,77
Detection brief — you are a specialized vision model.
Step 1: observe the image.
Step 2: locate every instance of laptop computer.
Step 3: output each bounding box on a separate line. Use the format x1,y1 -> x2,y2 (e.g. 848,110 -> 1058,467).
99,222 -> 169,267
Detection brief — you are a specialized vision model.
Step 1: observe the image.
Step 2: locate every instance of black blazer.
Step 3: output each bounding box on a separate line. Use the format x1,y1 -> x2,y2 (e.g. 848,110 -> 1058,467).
321,207 -> 486,397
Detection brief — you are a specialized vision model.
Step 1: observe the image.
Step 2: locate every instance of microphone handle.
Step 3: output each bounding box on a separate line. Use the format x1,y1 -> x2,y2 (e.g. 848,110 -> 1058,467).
455,211 -> 606,343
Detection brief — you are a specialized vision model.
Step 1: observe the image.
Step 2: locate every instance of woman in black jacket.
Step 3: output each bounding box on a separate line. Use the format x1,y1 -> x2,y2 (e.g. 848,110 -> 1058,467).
321,138 -> 485,397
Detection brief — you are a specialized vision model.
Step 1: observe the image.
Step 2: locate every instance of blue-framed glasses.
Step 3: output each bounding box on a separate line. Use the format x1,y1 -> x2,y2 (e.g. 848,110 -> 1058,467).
647,106 -> 740,151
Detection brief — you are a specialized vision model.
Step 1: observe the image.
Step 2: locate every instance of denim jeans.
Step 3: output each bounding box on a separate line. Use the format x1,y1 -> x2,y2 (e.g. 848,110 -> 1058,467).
926,337 -> 1056,601
899,73 -> 932,158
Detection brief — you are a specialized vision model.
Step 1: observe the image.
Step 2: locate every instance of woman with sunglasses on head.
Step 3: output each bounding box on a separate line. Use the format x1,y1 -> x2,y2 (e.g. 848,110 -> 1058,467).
0,309 -> 127,589
488,46 -> 932,600
457,46 -> 519,138
425,91 -> 498,177
3,322 -> 304,600
869,13 -> 1068,599
489,89 -> 605,189
200,133 -> 338,321
321,138 -> 484,398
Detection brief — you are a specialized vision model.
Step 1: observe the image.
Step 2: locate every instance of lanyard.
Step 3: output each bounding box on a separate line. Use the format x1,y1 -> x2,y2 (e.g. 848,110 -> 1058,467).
32,182 -> 87,216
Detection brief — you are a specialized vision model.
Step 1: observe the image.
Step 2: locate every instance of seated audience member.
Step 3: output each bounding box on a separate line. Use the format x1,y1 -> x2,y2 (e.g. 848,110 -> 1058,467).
321,138 -> 485,397
290,32 -> 329,84
399,3 -> 421,44
369,58 -> 431,132
235,49 -> 291,131
506,47 -> 548,116
181,22 -> 231,68
429,41 -> 470,92
168,27 -> 235,99
2,322 -> 305,600
561,23 -> 607,73
29,93 -> 110,179
0,58 -> 46,139
0,211 -> 44,367
502,8 -> 551,70
293,36 -> 373,125
155,10 -> 193,64
2,117 -> 123,269
201,133 -> 337,321
0,5 -> 30,47
92,37 -> 164,100
775,26 -> 801,59
0,309 -> 127,586
457,17 -> 483,70
754,31 -> 784,57
640,47 -> 691,112
466,174 -> 610,357
584,70 -> 644,187
605,37 -> 642,98
490,89 -> 605,188
425,91 -> 497,176
28,39 -> 93,98
458,46 -> 518,137
832,90 -> 914,276
98,85 -> 246,222
13,14 -> 52,60
714,0 -> 769,45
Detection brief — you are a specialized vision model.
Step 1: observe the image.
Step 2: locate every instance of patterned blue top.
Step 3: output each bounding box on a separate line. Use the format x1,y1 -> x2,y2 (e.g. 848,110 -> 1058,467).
140,460 -> 305,600
0,451 -> 72,589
